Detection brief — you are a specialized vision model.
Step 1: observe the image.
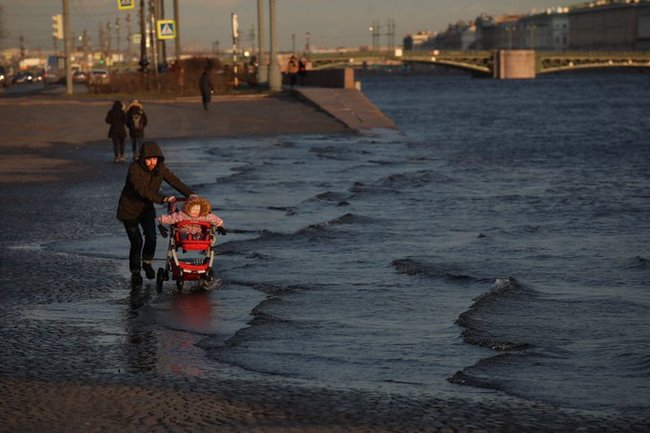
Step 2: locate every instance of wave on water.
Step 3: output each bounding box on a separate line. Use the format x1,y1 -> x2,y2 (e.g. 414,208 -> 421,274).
293,213 -> 376,238
309,145 -> 356,160
456,278 -> 537,351
392,258 -> 485,283
349,169 -> 453,195
448,353 -> 531,391
449,275 -> 650,412
267,205 -> 297,215
228,279 -> 304,296
214,164 -> 257,183
308,191 -> 355,206
220,213 -> 376,249
627,255 -> 649,270
376,170 -> 454,189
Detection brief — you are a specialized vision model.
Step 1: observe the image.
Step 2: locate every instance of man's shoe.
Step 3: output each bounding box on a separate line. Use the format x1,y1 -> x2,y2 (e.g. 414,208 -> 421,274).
142,262 -> 155,279
131,272 -> 143,285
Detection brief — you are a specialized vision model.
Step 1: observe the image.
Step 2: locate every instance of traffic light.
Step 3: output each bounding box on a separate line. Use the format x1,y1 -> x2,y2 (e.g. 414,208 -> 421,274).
52,14 -> 63,40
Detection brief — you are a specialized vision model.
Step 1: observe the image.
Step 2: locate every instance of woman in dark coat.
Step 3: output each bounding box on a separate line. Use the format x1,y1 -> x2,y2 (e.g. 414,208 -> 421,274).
105,100 -> 127,162
117,141 -> 195,284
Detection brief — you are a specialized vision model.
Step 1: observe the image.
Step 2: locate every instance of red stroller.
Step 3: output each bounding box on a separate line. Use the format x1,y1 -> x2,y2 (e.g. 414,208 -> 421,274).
156,200 -> 221,293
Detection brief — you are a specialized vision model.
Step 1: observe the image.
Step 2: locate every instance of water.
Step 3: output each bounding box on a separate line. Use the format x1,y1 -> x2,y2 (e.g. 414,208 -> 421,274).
51,72 -> 650,415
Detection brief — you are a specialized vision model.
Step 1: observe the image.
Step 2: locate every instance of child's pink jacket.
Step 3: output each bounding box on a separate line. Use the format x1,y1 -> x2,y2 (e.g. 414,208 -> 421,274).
159,211 -> 223,235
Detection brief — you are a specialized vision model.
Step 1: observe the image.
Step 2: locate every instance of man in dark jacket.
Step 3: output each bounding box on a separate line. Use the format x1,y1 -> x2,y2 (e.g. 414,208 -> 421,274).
117,141 -> 194,284
199,69 -> 213,111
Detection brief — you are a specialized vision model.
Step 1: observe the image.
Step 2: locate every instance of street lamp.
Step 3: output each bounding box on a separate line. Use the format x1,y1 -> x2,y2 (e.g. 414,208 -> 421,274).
268,0 -> 281,91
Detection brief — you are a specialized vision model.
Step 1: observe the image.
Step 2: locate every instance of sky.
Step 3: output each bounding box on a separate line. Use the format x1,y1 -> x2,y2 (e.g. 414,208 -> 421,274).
1,0 -> 578,53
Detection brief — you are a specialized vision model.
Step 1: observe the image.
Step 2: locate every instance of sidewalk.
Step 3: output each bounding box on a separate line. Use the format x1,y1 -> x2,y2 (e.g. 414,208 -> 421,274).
0,90 -> 362,183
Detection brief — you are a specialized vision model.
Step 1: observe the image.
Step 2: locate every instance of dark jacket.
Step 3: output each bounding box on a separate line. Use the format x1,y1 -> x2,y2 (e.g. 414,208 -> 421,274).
105,102 -> 127,139
116,141 -> 194,222
126,105 -> 148,138
199,71 -> 213,99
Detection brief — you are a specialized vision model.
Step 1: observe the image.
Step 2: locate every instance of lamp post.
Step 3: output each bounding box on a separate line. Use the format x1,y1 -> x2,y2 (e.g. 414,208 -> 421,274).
257,0 -> 267,85
62,0 -> 72,94
268,0 -> 281,91
231,13 -> 239,88
139,0 -> 148,72
173,0 -> 180,61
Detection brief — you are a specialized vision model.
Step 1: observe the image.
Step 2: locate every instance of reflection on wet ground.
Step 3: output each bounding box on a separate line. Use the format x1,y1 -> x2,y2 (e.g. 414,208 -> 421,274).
20,279 -> 265,378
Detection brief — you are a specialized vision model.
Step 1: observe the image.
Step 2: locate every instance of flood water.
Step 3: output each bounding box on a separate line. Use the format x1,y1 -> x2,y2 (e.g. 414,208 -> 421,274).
19,72 -> 650,417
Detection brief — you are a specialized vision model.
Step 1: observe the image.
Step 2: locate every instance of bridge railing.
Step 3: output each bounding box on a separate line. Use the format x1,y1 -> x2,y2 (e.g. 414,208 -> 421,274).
304,49 -> 650,78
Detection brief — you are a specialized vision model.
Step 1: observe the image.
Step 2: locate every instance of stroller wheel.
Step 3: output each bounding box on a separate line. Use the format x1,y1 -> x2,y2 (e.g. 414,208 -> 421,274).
199,268 -> 214,291
155,268 -> 165,293
204,268 -> 214,282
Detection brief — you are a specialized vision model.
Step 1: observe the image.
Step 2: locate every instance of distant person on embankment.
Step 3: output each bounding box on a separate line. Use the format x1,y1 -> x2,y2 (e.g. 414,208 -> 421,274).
287,55 -> 299,88
105,100 -> 127,163
199,69 -> 214,111
125,99 -> 148,161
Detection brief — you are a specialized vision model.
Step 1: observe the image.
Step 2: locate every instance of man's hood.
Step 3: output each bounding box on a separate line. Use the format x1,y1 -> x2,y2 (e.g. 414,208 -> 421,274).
139,141 -> 165,166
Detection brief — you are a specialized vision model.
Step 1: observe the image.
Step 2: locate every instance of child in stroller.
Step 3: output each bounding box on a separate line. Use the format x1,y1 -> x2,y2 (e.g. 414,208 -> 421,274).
156,196 -> 226,293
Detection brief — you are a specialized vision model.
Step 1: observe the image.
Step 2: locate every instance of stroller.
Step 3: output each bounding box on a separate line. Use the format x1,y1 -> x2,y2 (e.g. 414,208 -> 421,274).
155,199 -> 222,293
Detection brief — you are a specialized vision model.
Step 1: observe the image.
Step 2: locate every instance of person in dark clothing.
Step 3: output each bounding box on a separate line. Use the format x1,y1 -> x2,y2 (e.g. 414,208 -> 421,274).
199,70 -> 214,111
105,100 -> 127,162
125,99 -> 148,161
298,56 -> 307,86
287,55 -> 299,88
116,141 -> 195,285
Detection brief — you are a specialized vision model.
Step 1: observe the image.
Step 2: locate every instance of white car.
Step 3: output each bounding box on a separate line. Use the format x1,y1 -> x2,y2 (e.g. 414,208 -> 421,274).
89,69 -> 109,84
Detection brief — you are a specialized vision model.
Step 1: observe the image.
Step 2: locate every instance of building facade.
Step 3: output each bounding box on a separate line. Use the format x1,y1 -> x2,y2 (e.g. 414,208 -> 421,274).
406,0 -> 650,52
569,1 -> 650,50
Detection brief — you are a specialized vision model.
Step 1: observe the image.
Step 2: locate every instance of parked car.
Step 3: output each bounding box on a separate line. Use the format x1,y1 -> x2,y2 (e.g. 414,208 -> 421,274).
89,69 -> 109,85
72,70 -> 88,83
12,71 -> 34,84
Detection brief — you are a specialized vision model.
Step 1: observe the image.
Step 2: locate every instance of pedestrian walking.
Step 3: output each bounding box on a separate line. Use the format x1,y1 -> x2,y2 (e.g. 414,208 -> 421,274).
287,55 -> 299,88
126,99 -> 148,160
199,69 -> 214,111
116,141 -> 195,285
298,56 -> 308,86
105,100 -> 127,162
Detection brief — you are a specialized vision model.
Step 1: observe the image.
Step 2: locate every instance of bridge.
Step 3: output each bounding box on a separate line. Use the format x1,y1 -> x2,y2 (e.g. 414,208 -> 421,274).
308,50 -> 650,79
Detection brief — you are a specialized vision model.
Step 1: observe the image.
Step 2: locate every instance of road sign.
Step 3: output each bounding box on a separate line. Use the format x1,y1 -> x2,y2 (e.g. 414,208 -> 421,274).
157,20 -> 176,40
117,0 -> 135,10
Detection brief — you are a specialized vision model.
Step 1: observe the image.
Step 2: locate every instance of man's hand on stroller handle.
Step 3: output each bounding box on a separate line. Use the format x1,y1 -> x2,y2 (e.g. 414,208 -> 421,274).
163,195 -> 177,203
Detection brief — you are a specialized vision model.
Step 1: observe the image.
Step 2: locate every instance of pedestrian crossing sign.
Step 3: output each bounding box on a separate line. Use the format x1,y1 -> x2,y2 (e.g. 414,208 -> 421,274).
117,0 -> 135,10
157,20 -> 176,40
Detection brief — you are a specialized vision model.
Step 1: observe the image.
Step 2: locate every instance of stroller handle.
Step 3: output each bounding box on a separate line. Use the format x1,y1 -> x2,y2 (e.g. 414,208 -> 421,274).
166,196 -> 190,213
